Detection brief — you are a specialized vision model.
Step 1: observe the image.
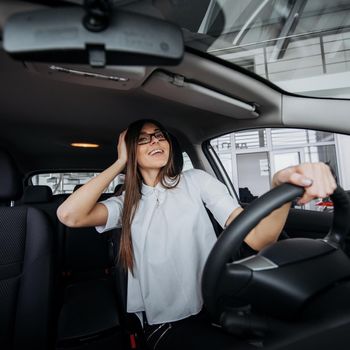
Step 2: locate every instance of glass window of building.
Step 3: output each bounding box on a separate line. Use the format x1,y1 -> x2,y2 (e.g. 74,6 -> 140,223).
211,127 -> 349,211
30,172 -> 125,195
30,153 -> 194,194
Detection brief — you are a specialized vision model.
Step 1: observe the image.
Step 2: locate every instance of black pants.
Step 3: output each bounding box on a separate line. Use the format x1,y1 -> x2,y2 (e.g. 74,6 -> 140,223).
142,310 -> 256,350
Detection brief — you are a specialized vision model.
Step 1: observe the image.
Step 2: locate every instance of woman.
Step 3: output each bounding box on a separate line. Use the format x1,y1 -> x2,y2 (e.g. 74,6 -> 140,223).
57,119 -> 336,349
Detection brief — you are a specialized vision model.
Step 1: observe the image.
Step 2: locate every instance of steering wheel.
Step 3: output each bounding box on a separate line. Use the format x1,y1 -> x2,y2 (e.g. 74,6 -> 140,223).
202,184 -> 350,335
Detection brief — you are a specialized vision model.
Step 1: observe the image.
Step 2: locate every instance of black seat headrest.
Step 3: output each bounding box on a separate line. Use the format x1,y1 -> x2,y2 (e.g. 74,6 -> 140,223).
0,150 -> 23,200
23,185 -> 53,204
114,184 -> 123,195
73,184 -> 83,192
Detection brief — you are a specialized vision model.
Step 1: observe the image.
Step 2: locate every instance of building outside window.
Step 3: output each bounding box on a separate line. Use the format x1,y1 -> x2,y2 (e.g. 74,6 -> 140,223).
211,127 -> 346,211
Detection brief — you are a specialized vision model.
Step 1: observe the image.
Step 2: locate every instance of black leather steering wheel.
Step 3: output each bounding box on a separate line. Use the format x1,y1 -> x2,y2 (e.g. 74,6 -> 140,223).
202,184 -> 350,324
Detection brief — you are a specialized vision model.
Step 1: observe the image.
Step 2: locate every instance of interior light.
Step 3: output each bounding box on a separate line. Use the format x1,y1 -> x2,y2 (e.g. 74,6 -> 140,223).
71,143 -> 99,148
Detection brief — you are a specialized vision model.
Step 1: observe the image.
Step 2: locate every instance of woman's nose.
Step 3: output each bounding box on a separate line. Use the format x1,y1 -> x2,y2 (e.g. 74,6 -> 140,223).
150,135 -> 159,145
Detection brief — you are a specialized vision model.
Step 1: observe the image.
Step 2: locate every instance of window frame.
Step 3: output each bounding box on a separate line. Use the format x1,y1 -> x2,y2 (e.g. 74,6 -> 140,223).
204,126 -> 343,210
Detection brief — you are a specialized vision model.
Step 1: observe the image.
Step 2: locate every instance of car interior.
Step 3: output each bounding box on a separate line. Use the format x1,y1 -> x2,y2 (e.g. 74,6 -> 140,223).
2,0 -> 350,349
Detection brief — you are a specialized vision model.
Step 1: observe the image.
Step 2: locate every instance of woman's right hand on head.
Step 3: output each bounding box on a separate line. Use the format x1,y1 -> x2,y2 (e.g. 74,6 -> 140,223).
117,129 -> 128,166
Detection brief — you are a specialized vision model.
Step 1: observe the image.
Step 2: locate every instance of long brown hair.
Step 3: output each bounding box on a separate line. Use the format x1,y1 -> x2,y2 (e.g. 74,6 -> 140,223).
118,119 -> 182,273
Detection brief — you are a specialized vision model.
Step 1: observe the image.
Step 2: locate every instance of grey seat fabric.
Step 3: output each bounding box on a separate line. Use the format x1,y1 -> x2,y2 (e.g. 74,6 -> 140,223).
54,188 -> 122,344
56,278 -> 121,347
21,185 -> 65,276
0,150 -> 54,350
23,185 -> 53,203
63,225 -> 111,278
19,184 -> 122,344
61,190 -> 113,280
21,185 -> 62,232
21,184 -> 113,280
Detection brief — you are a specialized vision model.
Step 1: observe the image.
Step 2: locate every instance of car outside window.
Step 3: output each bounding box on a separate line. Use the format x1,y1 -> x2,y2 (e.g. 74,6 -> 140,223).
29,172 -> 125,195
30,152 -> 193,194
183,152 -> 194,171
210,128 -> 350,211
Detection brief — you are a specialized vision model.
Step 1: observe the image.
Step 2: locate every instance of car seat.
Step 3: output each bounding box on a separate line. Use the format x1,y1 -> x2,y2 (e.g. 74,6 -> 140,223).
0,150 -> 54,349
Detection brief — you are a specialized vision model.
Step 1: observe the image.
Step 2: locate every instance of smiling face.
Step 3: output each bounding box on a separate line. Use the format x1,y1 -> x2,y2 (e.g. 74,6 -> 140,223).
136,123 -> 170,172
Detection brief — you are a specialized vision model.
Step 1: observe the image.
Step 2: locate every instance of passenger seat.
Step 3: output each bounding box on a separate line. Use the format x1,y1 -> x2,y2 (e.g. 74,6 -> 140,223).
19,180 -> 124,348
55,187 -> 123,348
21,185 -> 65,272
0,150 -> 54,349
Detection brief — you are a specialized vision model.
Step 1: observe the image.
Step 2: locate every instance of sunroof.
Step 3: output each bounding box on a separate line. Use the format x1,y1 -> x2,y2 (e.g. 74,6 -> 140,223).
160,0 -> 350,99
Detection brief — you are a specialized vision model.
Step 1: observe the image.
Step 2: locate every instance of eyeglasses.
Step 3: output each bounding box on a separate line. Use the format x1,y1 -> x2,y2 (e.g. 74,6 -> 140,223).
137,131 -> 167,145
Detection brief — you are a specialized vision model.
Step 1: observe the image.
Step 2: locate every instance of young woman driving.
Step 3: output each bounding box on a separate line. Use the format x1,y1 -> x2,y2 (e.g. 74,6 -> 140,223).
57,119 -> 337,349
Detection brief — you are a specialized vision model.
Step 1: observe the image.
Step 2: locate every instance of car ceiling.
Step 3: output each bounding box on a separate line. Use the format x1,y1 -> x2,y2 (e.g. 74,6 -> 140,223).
0,0 -> 350,175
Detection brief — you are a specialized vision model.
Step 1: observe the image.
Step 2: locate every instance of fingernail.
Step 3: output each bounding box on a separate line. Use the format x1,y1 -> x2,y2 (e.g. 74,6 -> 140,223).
302,178 -> 313,186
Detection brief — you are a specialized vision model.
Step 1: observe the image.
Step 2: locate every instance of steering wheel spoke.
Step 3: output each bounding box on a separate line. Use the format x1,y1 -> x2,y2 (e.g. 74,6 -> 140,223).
202,184 -> 350,332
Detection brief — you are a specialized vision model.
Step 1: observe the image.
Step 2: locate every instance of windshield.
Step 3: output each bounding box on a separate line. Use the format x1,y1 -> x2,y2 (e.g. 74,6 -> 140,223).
163,0 -> 350,98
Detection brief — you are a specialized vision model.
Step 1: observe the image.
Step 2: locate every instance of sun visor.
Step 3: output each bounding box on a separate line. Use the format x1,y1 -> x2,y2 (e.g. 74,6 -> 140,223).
142,71 -> 259,119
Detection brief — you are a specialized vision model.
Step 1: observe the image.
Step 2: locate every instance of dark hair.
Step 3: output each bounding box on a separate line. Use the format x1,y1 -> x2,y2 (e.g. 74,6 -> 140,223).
118,119 -> 182,273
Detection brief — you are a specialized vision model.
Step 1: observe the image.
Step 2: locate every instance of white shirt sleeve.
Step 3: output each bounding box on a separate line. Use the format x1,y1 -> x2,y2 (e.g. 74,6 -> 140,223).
95,192 -> 125,233
189,169 -> 240,228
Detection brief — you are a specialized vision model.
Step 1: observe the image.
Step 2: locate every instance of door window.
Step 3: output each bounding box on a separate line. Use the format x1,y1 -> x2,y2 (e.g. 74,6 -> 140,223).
210,127 -> 346,211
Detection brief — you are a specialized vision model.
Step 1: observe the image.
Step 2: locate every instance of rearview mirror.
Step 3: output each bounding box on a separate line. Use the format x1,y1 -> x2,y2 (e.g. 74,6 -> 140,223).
3,7 -> 184,67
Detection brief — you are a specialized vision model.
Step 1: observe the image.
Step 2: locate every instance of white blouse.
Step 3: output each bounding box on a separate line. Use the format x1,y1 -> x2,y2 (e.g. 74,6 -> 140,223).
96,169 -> 239,325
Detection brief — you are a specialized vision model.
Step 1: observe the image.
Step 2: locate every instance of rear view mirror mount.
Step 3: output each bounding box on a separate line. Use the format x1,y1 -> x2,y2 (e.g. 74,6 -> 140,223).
3,6 -> 184,67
